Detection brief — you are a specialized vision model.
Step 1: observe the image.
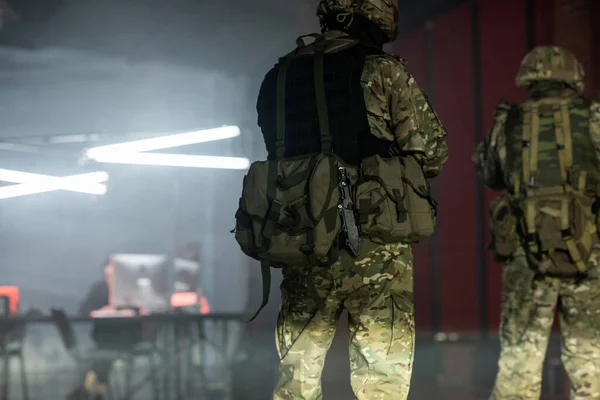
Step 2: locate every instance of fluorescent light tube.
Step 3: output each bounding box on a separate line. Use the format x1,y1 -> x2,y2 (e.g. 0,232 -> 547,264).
86,126 -> 241,158
0,171 -> 109,199
89,152 -> 250,170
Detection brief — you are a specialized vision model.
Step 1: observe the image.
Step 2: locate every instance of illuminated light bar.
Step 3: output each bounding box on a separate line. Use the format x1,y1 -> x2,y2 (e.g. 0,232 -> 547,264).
0,169 -> 108,192
89,152 -> 250,170
86,126 -> 241,158
0,171 -> 109,200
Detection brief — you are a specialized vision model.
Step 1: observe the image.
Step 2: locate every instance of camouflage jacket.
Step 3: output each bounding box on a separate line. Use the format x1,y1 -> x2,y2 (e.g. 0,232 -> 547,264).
474,82 -> 600,194
357,32 -> 449,177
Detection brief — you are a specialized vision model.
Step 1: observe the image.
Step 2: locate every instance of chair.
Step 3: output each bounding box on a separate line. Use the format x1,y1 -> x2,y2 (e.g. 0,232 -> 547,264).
51,309 -> 161,400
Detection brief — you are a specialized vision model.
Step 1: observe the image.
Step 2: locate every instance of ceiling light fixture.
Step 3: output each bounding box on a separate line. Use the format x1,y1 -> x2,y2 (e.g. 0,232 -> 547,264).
89,153 -> 250,170
0,170 -> 109,200
85,125 -> 249,170
86,126 -> 241,157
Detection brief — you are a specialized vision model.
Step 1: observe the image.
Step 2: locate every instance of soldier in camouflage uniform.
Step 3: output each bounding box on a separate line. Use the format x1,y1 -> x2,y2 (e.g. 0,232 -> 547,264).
254,1 -> 448,399
474,46 -> 600,400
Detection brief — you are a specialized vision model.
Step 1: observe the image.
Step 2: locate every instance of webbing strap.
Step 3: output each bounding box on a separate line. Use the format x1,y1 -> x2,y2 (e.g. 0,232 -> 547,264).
525,200 -> 539,252
559,198 -> 588,274
552,104 -> 569,184
262,162 -> 280,246
247,262 -> 271,322
275,58 -> 293,160
529,105 -> 540,185
255,161 -> 279,322
522,104 -> 532,187
560,102 -> 574,171
313,47 -> 332,153
578,171 -> 587,192
560,199 -> 569,231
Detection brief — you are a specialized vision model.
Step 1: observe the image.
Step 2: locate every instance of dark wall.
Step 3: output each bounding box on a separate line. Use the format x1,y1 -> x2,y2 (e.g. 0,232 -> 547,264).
394,0 -> 555,333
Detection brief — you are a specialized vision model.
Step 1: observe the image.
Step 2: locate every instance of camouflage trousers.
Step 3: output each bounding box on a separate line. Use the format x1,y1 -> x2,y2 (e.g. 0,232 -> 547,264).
491,247 -> 600,400
273,240 -> 414,400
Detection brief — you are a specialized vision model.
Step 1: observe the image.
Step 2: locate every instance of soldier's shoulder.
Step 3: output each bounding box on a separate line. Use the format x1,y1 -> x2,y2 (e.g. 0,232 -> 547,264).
369,52 -> 408,69
364,53 -> 409,83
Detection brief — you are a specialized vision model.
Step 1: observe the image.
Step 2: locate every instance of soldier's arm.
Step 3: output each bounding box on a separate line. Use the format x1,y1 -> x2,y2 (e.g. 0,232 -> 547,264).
473,100 -> 510,191
362,55 -> 448,178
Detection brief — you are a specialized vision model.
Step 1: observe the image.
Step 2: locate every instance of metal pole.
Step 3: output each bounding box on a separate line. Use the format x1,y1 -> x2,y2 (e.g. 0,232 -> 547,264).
424,20 -> 441,334
471,0 -> 488,337
526,0 -> 536,50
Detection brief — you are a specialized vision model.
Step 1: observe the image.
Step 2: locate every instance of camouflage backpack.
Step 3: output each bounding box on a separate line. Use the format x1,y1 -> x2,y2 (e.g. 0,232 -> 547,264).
491,95 -> 600,277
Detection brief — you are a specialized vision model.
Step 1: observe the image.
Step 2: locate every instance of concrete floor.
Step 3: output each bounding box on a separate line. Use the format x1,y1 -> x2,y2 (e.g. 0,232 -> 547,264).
3,318 -> 572,400
234,316 -> 571,400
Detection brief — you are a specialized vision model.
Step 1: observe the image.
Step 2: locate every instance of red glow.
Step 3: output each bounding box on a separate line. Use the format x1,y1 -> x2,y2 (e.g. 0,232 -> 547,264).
0,286 -> 20,315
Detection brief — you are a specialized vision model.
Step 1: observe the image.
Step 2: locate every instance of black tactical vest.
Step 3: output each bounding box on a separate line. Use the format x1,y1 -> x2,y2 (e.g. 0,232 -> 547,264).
256,41 -> 391,166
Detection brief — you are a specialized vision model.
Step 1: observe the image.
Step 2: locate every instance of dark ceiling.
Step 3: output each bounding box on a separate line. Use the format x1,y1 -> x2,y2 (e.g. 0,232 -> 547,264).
0,0 -> 464,140
0,0 -> 319,75
1,0 -> 465,66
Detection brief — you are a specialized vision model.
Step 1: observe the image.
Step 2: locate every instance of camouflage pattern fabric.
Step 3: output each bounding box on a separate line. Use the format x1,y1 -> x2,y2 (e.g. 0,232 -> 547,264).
490,247 -> 600,400
360,46 -> 448,178
273,240 -> 414,400
474,82 -> 600,193
515,46 -> 585,94
317,0 -> 399,42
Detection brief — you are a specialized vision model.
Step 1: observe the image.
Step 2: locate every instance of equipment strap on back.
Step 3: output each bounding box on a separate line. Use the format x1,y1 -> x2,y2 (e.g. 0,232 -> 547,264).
248,55 -> 294,323
552,100 -> 587,274
313,43 -> 332,154
305,43 -> 331,311
247,262 -> 272,322
522,102 -> 540,256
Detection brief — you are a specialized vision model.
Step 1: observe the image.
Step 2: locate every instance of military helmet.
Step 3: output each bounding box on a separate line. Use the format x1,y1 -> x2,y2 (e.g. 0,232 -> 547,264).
515,46 -> 585,93
317,0 -> 399,43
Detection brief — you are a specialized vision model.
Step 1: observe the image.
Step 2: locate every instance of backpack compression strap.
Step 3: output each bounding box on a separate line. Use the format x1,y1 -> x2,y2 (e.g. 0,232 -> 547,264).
247,55 -> 294,323
552,100 -> 588,274
249,38 -> 339,321
522,101 -> 542,260
521,99 -> 588,275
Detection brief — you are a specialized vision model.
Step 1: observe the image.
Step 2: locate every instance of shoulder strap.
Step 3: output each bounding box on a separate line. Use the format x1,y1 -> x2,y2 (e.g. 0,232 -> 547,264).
521,100 -> 540,254
313,44 -> 332,153
521,100 -> 540,188
551,100 -> 573,185
274,56 -> 295,159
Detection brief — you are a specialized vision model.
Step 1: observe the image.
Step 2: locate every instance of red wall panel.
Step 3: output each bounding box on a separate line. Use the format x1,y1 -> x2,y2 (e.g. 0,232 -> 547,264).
431,2 -> 479,332
394,29 -> 433,331
478,0 -> 528,331
535,0 -> 554,45
554,0 -> 596,97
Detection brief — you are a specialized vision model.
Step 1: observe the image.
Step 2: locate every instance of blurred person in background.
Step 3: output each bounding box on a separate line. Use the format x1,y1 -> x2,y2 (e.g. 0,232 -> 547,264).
66,259 -> 112,400
78,259 -> 112,317
474,46 -> 600,400
176,242 -> 210,313
68,259 -> 144,400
